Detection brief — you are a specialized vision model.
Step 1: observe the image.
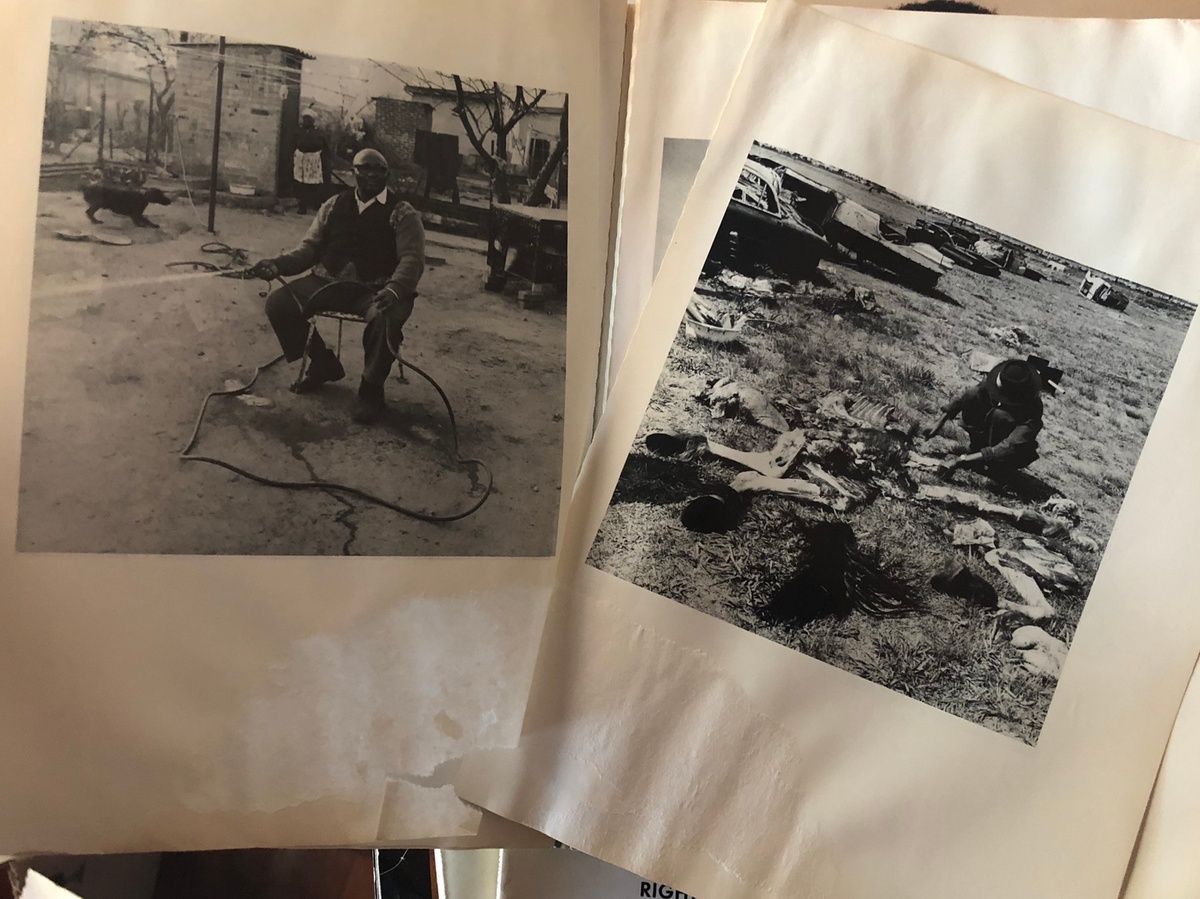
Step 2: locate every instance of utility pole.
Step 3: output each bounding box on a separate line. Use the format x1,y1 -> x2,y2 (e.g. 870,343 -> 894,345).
207,36 -> 227,233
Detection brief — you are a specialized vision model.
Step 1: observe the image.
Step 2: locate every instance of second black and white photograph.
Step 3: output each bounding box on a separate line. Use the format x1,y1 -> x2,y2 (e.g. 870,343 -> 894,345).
19,18 -> 571,556
589,139 -> 1194,745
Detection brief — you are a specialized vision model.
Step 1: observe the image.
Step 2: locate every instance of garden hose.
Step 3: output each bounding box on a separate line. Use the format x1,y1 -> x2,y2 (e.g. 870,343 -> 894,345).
178,272 -> 493,523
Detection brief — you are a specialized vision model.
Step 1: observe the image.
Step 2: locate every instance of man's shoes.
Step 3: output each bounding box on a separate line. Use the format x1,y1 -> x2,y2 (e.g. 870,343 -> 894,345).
290,350 -> 345,394
352,379 -> 386,424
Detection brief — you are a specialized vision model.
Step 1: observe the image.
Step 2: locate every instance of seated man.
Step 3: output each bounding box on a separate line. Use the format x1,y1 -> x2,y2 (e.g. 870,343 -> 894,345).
249,148 -> 425,424
926,358 -> 1044,476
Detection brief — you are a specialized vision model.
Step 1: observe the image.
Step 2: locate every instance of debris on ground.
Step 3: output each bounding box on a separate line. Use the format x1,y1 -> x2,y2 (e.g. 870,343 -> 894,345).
916,484 -> 1071,537
987,325 -> 1037,349
698,377 -> 789,431
757,521 -> 921,626
805,426 -> 911,481
985,549 -> 1058,621
973,239 -> 1006,262
644,431 -> 709,462
729,471 -> 823,502
748,276 -> 792,297
953,518 -> 996,549
812,285 -> 878,315
685,295 -> 748,344
1011,625 -> 1068,677
730,469 -> 866,512
716,269 -> 753,292
680,486 -> 746,533
706,429 -> 806,477
55,228 -> 133,246
817,391 -> 899,429
995,538 -> 1081,590
907,451 -> 945,471
1068,531 -> 1100,552
802,461 -> 873,508
966,349 -> 1004,373
221,378 -> 272,407
930,561 -> 998,608
1039,495 -> 1082,526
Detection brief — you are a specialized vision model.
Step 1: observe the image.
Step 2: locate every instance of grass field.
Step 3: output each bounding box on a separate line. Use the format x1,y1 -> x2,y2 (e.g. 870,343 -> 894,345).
588,149 -> 1193,744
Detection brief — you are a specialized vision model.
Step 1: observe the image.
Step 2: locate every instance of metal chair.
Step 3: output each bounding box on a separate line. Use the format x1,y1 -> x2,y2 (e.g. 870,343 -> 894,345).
296,281 -> 406,384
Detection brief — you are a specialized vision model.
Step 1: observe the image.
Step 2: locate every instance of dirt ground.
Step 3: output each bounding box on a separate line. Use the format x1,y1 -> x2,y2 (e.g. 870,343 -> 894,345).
17,188 -> 566,556
589,151 -> 1193,744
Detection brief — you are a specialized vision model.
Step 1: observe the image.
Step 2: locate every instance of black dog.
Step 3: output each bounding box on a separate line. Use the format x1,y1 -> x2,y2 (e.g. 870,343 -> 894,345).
82,184 -> 172,228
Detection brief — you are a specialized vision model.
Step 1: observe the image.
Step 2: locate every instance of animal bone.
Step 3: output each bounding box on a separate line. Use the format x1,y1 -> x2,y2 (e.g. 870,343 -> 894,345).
1069,531 -> 1100,552
920,484 -> 1022,519
700,378 -> 790,431
995,539 -> 1081,591
906,452 -> 944,470
952,518 -> 996,549
645,429 -> 805,477
707,429 -> 806,477
916,485 -> 1069,536
731,471 -> 821,499
1040,496 -> 1082,526
985,550 -> 1057,621
1011,625 -> 1068,678
730,471 -> 854,512
802,462 -> 868,506
817,392 -> 898,429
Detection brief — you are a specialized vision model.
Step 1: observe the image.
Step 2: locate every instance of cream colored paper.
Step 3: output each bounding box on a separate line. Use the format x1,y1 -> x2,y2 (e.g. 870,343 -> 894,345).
605,0 -> 1200,404
609,5 -> 1200,888
1122,662 -> 1200,899
0,0 -> 617,853
457,6 -> 1200,898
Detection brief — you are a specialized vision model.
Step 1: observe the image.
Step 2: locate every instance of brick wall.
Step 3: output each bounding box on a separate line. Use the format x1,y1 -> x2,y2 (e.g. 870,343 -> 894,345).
174,45 -> 302,196
373,97 -> 432,166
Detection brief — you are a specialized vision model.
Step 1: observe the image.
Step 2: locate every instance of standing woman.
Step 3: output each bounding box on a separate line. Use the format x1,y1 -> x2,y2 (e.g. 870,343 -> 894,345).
293,108 -> 328,215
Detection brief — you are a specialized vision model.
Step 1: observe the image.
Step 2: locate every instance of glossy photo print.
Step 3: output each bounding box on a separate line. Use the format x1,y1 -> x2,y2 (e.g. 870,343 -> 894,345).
589,140 -> 1193,744
21,18 -> 569,555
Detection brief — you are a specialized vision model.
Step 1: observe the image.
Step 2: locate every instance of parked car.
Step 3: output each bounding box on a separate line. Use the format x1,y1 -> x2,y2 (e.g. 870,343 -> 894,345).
907,218 -> 1001,278
747,154 -> 841,228
1079,270 -> 1129,311
823,199 -> 951,290
705,159 -> 830,280
748,157 -> 950,290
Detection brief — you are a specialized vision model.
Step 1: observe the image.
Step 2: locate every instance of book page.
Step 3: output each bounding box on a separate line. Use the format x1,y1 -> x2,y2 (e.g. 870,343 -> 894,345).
607,0 -> 1200,404
457,6 -> 1200,898
0,0 -> 617,853
609,4 -> 1200,890
1122,663 -> 1200,898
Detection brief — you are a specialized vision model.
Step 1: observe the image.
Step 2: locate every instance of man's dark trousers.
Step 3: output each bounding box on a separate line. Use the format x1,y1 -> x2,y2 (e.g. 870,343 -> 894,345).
264,275 -> 403,385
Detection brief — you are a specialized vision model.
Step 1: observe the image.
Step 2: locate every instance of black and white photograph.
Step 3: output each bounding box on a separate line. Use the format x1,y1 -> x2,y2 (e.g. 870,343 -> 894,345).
589,140 -> 1194,744
20,18 -> 570,556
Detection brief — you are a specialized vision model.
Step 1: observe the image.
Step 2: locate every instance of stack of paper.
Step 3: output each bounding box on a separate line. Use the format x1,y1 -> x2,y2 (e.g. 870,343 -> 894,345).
3,1 -> 1200,898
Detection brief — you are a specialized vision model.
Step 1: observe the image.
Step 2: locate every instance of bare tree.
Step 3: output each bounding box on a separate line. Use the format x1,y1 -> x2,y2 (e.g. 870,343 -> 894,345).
450,75 -> 546,204
79,24 -> 178,160
525,95 -> 567,208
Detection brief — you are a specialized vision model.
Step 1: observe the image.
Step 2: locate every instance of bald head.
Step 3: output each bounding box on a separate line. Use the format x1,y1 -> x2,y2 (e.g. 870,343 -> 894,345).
352,148 -> 389,199
352,148 -> 388,170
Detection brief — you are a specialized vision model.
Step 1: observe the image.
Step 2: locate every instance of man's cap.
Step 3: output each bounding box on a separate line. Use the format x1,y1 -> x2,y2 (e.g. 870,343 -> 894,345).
986,359 -> 1042,405
352,148 -> 389,169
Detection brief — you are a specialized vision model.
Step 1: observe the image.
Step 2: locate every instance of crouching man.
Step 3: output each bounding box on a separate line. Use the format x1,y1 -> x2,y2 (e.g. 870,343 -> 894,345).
248,149 -> 425,424
925,358 -> 1044,477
